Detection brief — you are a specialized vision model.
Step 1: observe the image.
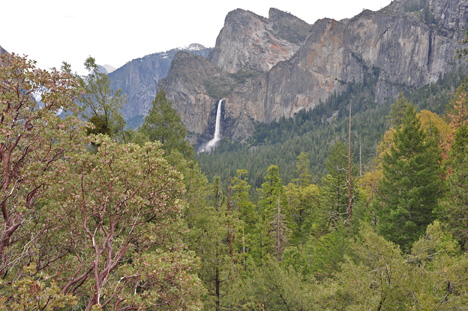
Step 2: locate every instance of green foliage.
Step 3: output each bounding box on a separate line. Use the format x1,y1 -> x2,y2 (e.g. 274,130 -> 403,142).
328,224 -> 409,310
375,104 -> 442,251
316,222 -> 468,310
226,256 -> 317,311
0,53 -> 85,275
293,152 -> 312,187
229,69 -> 262,84
306,227 -> 351,278
321,141 -> 358,228
203,78 -> 234,99
1,54 -> 205,310
78,56 -> 126,138
197,67 -> 467,188
0,264 -> 77,311
116,249 -> 205,310
286,154 -> 321,244
387,92 -> 409,127
44,135 -> 203,310
85,114 -> 110,136
256,165 -> 290,261
439,125 -> 468,250
140,89 -> 194,158
232,169 -> 256,235
4,49 -> 468,311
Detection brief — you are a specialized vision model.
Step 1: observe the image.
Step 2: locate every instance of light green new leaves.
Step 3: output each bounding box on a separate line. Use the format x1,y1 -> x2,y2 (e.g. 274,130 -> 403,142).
0,264 -> 77,311
46,135 -> 202,309
319,222 -> 468,310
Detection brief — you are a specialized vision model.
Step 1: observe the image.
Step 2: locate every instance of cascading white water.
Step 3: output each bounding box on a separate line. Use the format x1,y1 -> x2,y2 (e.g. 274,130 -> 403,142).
202,99 -> 223,152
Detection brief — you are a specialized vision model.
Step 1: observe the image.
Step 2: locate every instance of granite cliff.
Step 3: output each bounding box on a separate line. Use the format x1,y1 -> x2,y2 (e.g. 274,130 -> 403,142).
209,8 -> 312,74
228,0 -> 467,124
158,0 -> 467,145
157,51 -> 236,143
108,44 -> 211,128
159,8 -> 314,144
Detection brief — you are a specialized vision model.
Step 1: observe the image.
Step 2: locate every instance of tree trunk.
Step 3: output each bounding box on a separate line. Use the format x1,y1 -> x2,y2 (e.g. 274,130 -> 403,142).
242,225 -> 246,270
347,103 -> 353,225
277,194 -> 282,261
215,266 -> 220,311
227,171 -> 233,258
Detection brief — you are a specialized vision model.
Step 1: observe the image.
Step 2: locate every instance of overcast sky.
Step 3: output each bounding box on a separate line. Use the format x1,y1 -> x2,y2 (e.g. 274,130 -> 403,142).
1,0 -> 392,75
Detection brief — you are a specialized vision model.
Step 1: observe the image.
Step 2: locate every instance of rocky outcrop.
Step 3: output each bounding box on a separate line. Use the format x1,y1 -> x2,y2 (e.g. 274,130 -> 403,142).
208,8 -> 312,74
0,45 -> 7,55
159,0 -> 466,144
226,4 -> 466,123
108,44 -> 211,128
231,113 -> 256,143
157,52 -> 237,143
387,0 -> 468,30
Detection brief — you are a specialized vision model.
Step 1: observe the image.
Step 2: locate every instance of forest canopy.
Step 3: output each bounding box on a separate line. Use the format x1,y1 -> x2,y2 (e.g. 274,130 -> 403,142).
1,48 -> 468,310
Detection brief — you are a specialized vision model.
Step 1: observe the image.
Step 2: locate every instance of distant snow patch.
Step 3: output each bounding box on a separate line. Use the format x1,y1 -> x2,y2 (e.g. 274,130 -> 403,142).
185,43 -> 206,51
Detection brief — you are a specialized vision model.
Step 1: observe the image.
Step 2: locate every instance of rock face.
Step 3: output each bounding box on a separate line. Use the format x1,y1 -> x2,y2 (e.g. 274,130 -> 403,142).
159,0 -> 467,144
157,52 -> 236,143
209,8 -> 312,74
228,3 -> 466,123
108,44 -> 211,128
0,45 -> 7,55
389,0 -> 468,30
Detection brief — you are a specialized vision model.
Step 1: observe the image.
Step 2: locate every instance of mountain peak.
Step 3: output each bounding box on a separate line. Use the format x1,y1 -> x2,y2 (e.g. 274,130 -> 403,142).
185,43 -> 207,51
209,8 -> 311,73
268,7 -> 305,23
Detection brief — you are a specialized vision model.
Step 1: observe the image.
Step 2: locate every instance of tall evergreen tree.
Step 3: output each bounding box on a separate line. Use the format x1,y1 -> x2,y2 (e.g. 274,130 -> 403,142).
140,90 -> 193,158
388,92 -> 409,128
375,104 -> 441,251
256,165 -> 289,261
287,153 -> 320,244
231,169 -> 256,267
321,141 -> 358,228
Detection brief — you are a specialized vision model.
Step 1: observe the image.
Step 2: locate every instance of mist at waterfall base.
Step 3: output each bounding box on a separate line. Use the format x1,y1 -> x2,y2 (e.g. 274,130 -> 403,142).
200,99 -> 223,153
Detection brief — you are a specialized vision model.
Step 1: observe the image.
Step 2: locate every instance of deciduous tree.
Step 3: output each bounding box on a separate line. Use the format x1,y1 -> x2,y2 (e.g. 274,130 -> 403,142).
77,57 -> 126,139
0,53 -> 84,275
47,136 -> 203,310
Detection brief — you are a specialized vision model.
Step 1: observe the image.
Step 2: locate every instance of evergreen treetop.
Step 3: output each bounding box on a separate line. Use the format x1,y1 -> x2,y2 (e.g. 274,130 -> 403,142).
376,103 -> 442,251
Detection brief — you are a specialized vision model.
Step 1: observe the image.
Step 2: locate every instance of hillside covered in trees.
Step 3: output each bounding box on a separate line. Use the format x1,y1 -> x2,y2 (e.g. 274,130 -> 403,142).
1,29 -> 468,310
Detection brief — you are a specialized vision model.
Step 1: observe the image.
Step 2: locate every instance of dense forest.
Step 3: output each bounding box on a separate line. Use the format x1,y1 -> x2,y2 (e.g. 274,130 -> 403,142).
1,32 -> 468,310
197,66 -> 468,188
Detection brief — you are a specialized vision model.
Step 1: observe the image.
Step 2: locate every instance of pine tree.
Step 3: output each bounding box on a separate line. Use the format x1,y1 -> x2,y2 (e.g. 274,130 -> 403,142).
287,153 -> 320,244
376,104 -> 441,251
256,165 -> 289,261
321,141 -> 358,228
388,92 -> 409,128
231,169 -> 256,267
140,90 -> 193,158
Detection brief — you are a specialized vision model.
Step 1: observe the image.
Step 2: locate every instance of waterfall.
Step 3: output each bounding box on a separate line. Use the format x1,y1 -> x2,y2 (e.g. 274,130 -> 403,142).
202,99 -> 223,152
